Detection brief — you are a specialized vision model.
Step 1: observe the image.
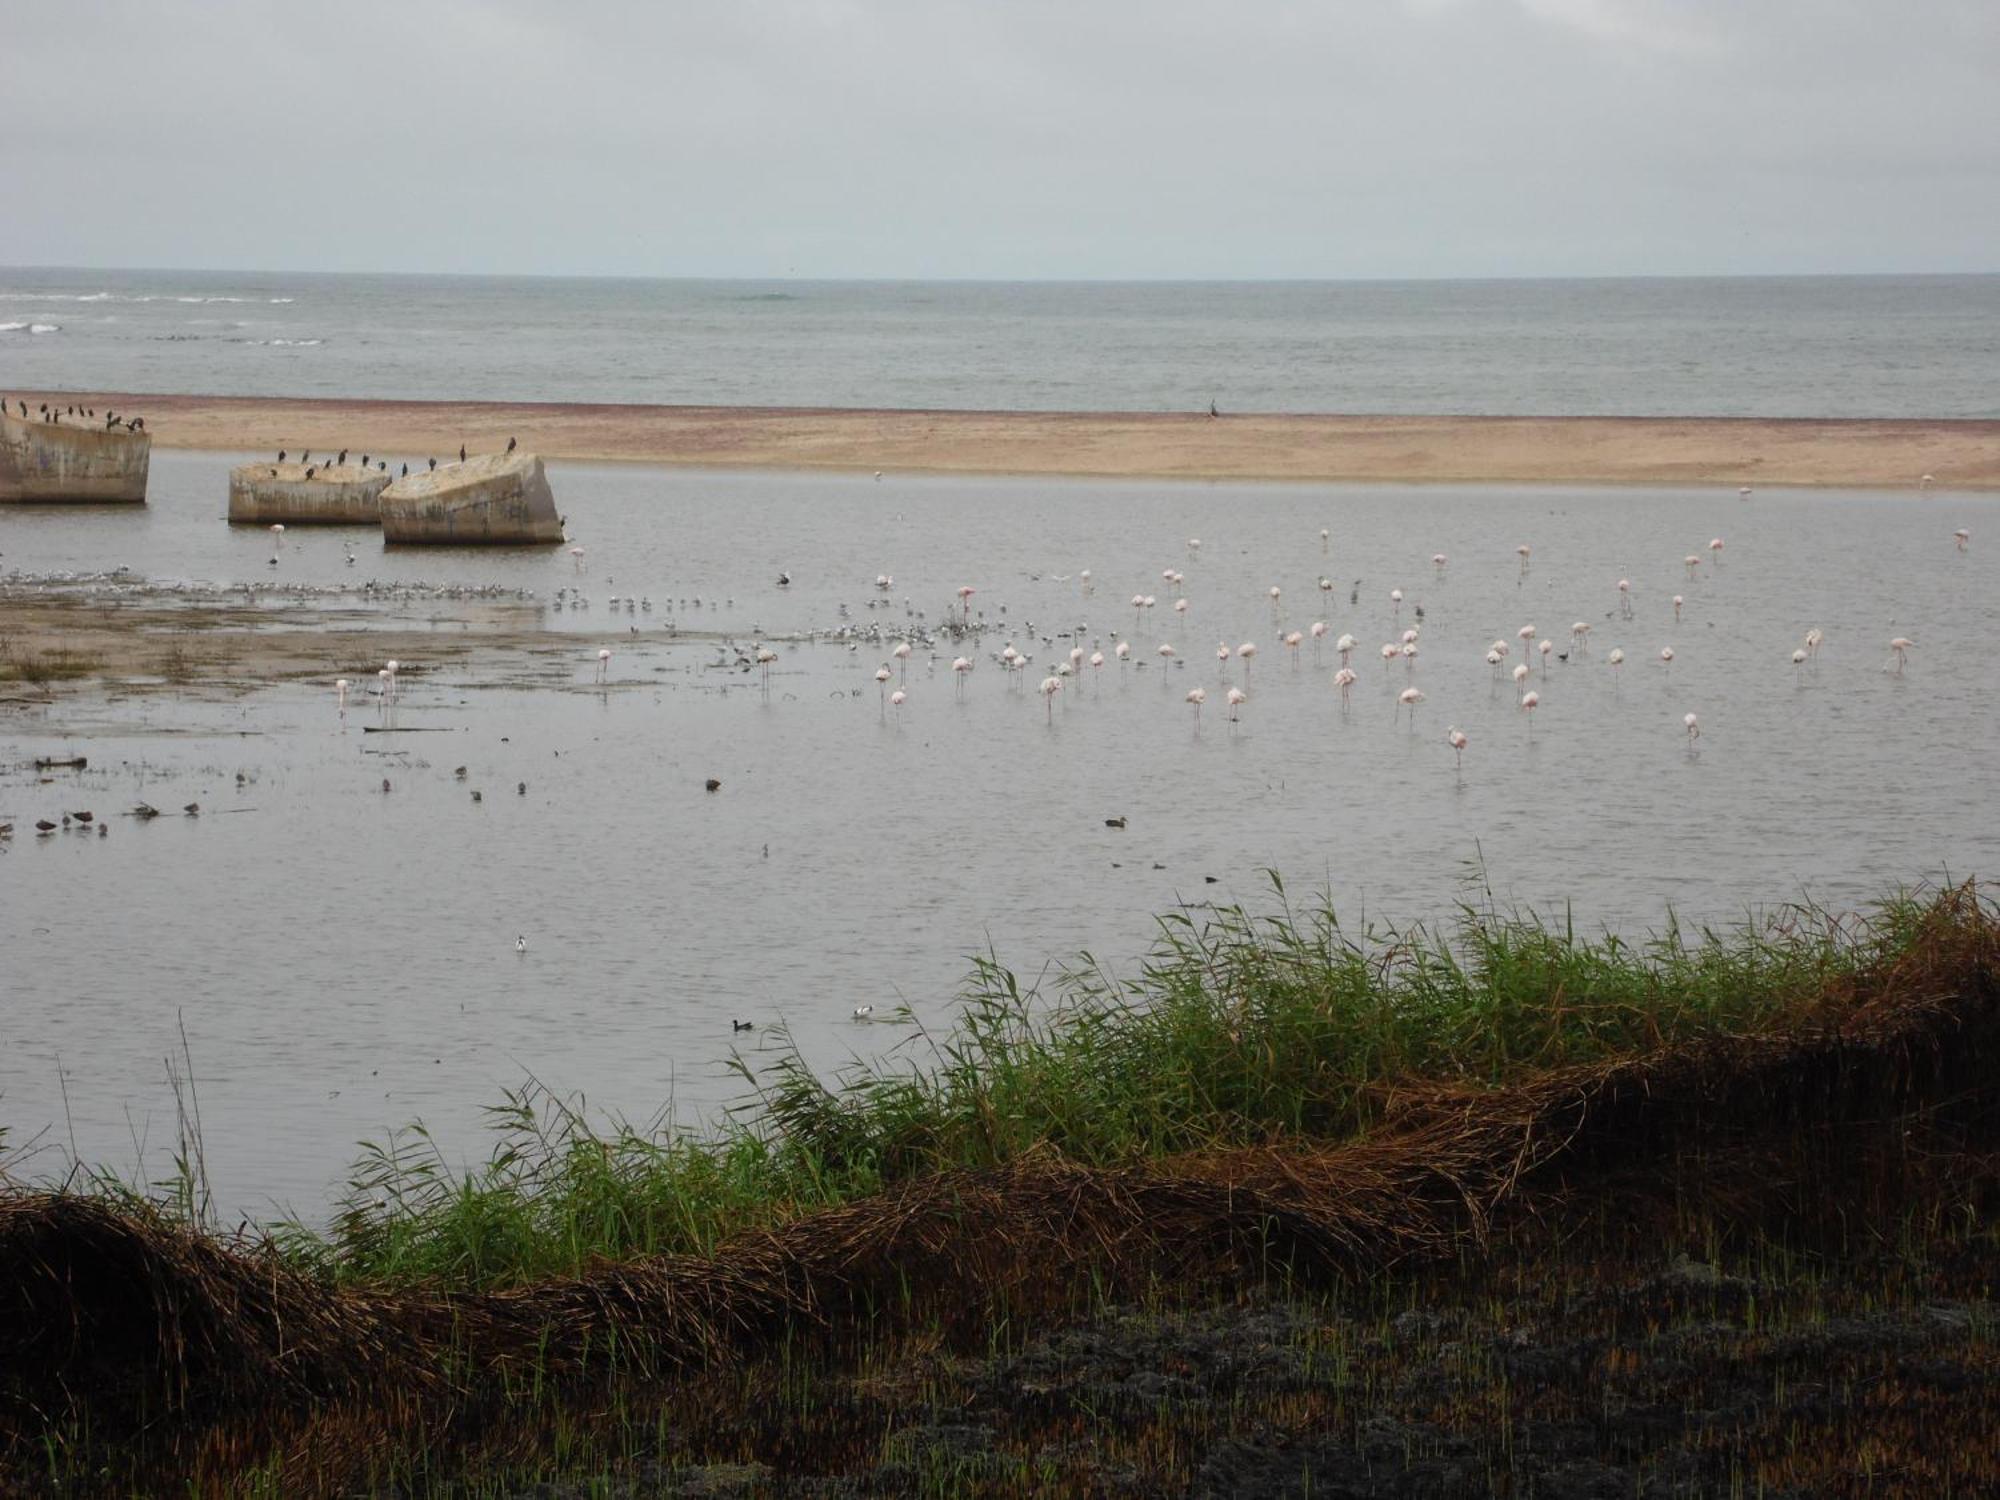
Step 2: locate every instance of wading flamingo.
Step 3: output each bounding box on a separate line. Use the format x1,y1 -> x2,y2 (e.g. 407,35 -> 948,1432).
1238,642 -> 1257,680
1618,578 -> 1633,619
1954,528 -> 1970,551
1397,686 -> 1424,725
1447,726 -> 1468,772
1791,648 -> 1808,683
1040,675 -> 1061,722
1673,594 -> 1684,623
1186,686 -> 1206,729
1226,685 -> 1248,722
953,656 -> 972,695
595,648 -> 611,684
1334,666 -> 1358,707
1684,712 -> 1701,747
1519,689 -> 1540,735
1889,637 -> 1914,672
335,678 -> 349,713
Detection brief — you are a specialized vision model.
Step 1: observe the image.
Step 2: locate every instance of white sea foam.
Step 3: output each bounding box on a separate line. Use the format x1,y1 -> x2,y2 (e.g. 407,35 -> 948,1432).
0,321 -> 27,332
29,322 -> 60,334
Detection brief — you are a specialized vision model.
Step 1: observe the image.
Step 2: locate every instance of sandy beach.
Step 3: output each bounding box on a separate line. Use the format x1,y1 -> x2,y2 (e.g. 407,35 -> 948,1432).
29,393 -> 2000,488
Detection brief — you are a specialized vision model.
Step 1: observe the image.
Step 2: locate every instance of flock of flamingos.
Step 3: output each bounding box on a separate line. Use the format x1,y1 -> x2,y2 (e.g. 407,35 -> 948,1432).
323,507 -> 1971,777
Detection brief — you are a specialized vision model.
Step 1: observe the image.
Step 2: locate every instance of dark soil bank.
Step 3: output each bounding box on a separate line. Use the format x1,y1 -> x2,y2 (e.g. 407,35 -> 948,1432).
468,1241 -> 1998,1499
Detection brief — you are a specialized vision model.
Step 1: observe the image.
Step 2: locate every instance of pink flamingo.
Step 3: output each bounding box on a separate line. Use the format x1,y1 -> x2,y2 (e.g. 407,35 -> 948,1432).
1433,553 -> 1448,579
1390,588 -> 1403,621
595,649 -> 611,684
1684,712 -> 1701,747
1334,666 -> 1358,707
756,645 -> 778,690
1226,686 -> 1247,724
1618,577 -> 1633,619
1659,646 -> 1674,674
1284,630 -> 1303,666
1791,648 -> 1807,683
1538,638 -> 1552,676
1335,633 -> 1356,667
893,640 -> 912,683
890,688 -> 906,724
335,678 -> 349,713
1684,554 -> 1702,580
1954,528 -> 1970,552
958,585 -> 976,622
1309,620 -> 1328,663
1186,686 -> 1206,730
1517,544 -> 1532,575
953,656 -> 973,696
1397,686 -> 1424,726
1519,689 -> 1540,736
1709,537 -> 1725,565
1238,642 -> 1257,681
1447,726 -> 1468,772
1673,594 -> 1684,623
1039,675 -> 1061,722
1804,628 -> 1824,660
875,665 -> 892,715
1889,637 -> 1914,673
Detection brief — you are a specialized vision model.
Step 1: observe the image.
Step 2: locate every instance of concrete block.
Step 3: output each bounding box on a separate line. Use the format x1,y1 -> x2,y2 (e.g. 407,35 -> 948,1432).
378,452 -> 564,545
0,408 -> 150,503
228,462 -> 391,524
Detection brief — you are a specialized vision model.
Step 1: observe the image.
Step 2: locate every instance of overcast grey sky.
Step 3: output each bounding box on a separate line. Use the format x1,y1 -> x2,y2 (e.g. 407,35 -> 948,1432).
2,0 -> 1995,279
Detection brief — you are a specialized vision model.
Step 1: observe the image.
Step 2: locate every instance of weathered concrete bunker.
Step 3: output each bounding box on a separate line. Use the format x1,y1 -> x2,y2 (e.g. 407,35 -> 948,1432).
0,409 -> 151,503
228,462 -> 392,525
378,452 -> 564,545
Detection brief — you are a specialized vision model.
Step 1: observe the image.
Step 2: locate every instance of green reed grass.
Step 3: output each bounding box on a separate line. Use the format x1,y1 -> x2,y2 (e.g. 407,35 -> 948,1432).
242,878 -> 1966,1291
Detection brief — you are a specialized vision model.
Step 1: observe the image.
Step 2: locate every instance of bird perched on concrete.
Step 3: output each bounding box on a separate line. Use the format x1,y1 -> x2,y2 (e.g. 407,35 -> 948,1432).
506,436 -> 517,453
428,458 -> 437,471
459,444 -> 466,462
401,462 -> 409,477
337,449 -> 347,466
278,450 -> 286,462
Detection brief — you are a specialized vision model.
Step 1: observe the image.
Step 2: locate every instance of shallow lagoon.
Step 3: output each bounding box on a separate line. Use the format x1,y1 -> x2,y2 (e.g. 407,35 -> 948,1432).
3,452 -> 1995,1215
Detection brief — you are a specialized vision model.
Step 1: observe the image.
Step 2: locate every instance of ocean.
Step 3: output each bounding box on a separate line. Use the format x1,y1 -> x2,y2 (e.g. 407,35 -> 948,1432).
3,267 -> 1998,418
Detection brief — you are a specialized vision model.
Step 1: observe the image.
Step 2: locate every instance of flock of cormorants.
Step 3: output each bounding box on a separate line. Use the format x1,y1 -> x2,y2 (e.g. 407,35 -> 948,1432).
8,397 -> 145,432
269,434 -> 518,482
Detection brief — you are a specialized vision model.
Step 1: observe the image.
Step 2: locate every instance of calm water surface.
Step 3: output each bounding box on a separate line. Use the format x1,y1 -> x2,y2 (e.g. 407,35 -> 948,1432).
3,452 -> 1996,1216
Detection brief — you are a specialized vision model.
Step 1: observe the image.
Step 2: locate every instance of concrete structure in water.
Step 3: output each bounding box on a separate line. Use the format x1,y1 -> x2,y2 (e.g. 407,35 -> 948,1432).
378,451 -> 565,545
228,462 -> 391,525
0,409 -> 151,503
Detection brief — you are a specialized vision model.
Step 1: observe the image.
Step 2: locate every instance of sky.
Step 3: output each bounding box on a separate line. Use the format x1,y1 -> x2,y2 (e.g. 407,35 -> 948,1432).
1,0 -> 1996,280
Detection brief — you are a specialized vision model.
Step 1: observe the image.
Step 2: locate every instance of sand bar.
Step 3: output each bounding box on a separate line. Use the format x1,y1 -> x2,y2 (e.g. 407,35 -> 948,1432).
25,393 -> 2000,488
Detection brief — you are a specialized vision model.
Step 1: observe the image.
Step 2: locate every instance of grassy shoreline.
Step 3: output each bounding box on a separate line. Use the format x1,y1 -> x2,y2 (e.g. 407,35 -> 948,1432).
4,880 -> 1997,1494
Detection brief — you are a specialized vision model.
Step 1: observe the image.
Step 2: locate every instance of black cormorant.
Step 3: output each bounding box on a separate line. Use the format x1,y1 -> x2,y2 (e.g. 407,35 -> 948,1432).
458,444 -> 466,462
506,436 -> 516,453
428,457 -> 436,471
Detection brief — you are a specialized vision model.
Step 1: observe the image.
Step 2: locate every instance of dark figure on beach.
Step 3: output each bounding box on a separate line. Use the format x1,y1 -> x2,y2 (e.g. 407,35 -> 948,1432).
305,466 -> 316,479
361,455 -> 369,468
105,413 -> 118,429
1209,399 -> 1219,417
338,449 -> 347,466
17,401 -> 24,416
401,463 -> 408,477
131,417 -> 143,430
379,460 -> 387,472
278,450 -> 286,462
428,457 -> 437,471
506,436 -> 516,453
459,444 -> 466,463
